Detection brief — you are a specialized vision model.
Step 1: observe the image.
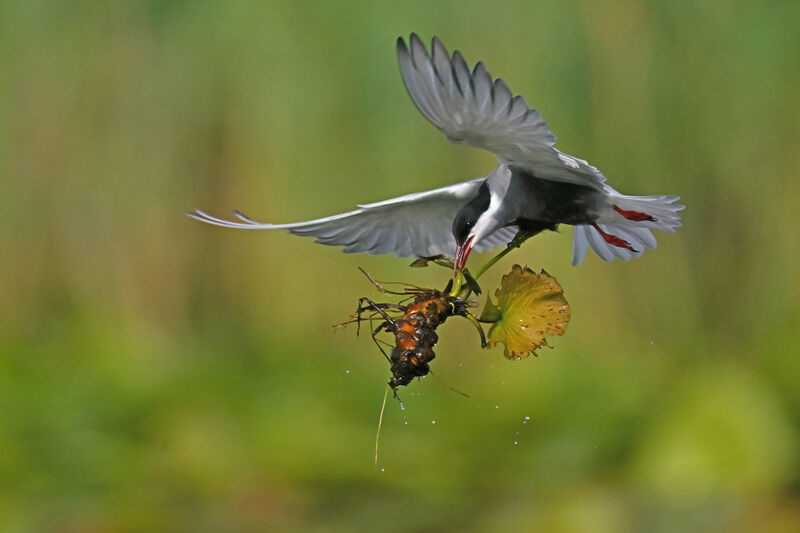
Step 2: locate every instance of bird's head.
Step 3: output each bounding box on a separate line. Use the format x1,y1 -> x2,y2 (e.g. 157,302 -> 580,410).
452,183 -> 497,274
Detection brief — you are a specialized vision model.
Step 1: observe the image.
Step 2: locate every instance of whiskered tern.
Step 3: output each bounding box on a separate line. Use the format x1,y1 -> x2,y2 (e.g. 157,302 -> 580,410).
189,34 -> 683,272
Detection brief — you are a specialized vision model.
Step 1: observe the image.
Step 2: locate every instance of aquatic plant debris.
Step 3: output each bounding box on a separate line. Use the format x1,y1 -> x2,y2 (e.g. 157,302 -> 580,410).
479,265 -> 570,359
341,263 -> 570,390
338,268 -> 485,390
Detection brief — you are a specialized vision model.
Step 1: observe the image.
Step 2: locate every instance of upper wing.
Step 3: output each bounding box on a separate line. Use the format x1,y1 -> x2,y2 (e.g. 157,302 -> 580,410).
187,179 -> 518,258
397,34 -> 606,189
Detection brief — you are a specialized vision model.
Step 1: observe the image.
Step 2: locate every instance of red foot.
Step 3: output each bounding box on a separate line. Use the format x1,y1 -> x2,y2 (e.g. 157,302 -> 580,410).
613,205 -> 655,222
592,224 -> 638,252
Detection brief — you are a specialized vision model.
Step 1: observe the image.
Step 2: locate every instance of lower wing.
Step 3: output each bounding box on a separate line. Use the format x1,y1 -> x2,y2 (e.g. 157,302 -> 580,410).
188,179 -> 518,259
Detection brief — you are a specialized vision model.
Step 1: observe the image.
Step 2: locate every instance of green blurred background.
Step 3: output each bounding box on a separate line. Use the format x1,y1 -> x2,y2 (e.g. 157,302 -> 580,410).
2,1 -> 799,531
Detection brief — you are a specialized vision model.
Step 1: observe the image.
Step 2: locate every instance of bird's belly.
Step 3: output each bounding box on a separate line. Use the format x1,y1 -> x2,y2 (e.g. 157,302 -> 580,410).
510,174 -> 603,226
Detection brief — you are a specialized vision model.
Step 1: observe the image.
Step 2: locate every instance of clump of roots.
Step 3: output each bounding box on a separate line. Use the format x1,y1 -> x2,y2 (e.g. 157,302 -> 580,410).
338,268 -> 486,390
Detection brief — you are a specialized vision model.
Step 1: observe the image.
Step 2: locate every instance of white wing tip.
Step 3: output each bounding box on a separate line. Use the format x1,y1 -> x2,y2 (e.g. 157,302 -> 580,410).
186,209 -> 273,229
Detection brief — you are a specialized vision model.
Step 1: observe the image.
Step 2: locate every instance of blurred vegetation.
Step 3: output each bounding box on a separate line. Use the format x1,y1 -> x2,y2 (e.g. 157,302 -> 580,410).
1,1 -> 799,531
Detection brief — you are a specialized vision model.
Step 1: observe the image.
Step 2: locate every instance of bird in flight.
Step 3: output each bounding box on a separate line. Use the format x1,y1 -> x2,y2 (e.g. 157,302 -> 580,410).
189,34 -> 683,272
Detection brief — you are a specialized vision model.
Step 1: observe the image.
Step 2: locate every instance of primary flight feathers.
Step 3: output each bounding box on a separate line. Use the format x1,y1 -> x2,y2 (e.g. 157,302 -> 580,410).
396,34 -> 606,189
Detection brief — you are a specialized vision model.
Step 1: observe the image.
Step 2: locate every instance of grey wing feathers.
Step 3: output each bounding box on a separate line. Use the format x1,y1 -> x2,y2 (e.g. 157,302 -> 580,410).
187,179 -> 517,258
397,34 -> 607,189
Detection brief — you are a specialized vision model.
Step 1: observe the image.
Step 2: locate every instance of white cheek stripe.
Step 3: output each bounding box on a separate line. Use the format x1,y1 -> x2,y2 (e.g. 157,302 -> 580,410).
469,192 -> 502,241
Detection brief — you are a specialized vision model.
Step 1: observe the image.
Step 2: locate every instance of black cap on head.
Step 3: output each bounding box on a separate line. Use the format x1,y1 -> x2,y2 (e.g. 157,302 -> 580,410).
452,182 -> 490,245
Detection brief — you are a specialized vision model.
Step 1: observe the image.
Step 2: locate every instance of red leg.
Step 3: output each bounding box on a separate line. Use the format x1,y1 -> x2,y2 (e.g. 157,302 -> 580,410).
592,224 -> 638,252
613,205 -> 655,222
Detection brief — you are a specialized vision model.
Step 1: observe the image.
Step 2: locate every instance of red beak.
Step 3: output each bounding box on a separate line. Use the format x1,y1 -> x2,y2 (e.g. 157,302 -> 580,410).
453,236 -> 475,275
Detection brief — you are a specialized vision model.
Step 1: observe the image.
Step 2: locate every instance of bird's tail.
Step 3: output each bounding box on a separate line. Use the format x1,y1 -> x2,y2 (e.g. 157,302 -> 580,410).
571,193 -> 684,265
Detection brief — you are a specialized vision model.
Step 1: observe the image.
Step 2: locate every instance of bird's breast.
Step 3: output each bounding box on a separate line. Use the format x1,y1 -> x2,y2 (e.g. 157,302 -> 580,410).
500,168 -> 604,226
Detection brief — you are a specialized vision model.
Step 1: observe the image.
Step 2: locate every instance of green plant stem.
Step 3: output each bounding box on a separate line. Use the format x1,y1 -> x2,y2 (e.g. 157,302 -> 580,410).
473,245 -> 514,280
463,312 -> 488,347
449,269 -> 464,297
473,230 -> 533,280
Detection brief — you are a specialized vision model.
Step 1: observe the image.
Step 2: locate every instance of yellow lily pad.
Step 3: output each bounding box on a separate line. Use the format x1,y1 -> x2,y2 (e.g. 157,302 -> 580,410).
480,265 -> 570,359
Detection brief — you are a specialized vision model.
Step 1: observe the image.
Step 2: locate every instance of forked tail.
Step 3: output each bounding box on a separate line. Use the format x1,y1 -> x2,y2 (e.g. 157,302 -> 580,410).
572,193 -> 684,265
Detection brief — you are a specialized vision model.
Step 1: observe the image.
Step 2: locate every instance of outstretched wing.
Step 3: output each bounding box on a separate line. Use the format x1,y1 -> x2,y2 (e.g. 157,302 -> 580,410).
397,34 -> 606,189
188,179 -> 518,258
